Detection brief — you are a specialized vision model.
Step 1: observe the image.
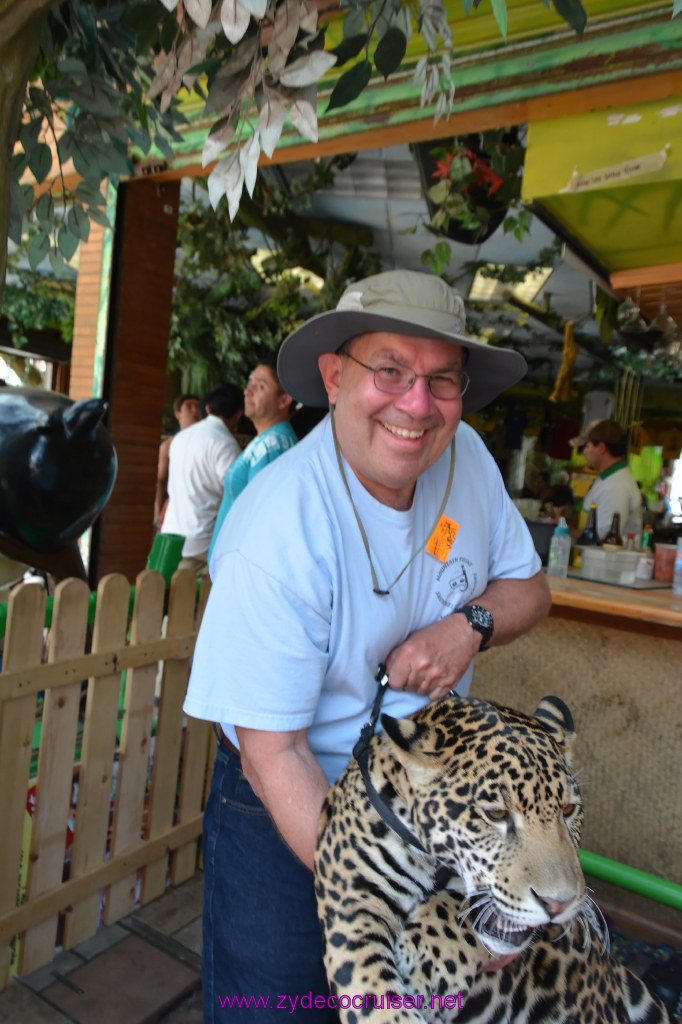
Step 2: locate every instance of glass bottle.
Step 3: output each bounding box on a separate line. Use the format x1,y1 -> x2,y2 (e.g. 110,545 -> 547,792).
603,512 -> 622,547
636,527 -> 655,580
625,533 -> 635,551
578,504 -> 602,547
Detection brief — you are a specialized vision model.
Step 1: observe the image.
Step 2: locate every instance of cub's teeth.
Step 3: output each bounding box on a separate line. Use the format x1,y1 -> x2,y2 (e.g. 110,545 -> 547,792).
383,423 -> 424,439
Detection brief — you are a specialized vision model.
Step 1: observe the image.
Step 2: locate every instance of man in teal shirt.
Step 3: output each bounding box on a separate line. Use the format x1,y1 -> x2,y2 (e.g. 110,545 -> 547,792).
209,354 -> 297,561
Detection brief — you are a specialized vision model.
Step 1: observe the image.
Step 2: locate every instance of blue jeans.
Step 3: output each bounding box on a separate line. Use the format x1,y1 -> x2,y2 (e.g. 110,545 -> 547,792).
202,739 -> 339,1023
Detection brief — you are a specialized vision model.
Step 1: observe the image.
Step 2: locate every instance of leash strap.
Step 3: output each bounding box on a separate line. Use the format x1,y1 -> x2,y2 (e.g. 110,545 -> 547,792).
352,665 -> 454,889
353,664 -> 428,854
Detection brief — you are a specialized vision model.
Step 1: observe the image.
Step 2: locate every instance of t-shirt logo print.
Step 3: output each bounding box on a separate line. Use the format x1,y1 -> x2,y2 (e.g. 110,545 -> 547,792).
435,557 -> 478,610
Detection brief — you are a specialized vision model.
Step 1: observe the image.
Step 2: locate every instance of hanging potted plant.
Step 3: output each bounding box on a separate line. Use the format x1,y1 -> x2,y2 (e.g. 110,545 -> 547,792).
414,128 -> 528,246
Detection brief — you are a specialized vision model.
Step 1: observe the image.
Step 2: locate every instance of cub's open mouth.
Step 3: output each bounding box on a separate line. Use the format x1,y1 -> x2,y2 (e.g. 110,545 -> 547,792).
477,914 -> 534,949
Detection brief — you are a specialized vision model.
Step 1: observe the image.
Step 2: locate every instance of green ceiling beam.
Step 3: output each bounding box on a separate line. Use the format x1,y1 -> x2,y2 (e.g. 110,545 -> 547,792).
137,6 -> 682,176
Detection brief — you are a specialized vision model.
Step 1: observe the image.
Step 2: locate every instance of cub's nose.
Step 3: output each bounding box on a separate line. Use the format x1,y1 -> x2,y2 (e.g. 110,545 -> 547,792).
531,890 -> 575,919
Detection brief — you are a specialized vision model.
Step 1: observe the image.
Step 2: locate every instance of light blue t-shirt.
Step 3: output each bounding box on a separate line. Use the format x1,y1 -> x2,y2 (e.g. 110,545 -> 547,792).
208,420 -> 297,561
184,415 -> 541,785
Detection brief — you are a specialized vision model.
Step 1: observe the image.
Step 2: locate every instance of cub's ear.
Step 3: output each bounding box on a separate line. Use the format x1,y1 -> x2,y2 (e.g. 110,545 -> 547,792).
379,714 -> 440,772
380,713 -> 419,752
533,696 -> 575,760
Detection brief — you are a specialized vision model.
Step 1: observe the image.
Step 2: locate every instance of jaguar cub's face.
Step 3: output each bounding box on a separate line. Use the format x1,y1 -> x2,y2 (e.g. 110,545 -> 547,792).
378,696 -> 585,957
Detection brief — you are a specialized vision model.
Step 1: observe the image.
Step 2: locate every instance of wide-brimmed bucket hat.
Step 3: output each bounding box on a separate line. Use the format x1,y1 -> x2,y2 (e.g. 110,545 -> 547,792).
277,270 -> 527,413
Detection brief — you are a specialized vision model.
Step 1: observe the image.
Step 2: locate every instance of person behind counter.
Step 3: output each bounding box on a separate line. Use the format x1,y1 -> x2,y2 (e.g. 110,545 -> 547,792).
570,418 -> 643,542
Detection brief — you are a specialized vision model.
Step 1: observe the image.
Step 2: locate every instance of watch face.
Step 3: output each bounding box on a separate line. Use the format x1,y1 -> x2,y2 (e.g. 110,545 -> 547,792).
464,604 -> 493,647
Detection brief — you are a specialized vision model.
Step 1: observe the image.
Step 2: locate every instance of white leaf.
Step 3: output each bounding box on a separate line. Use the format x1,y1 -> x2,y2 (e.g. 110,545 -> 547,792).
207,150 -> 242,211
221,36 -> 259,75
239,133 -> 260,197
147,52 -> 177,100
257,97 -> 287,158
177,36 -> 202,73
202,120 -> 236,166
226,164 -> 245,220
412,55 -> 427,86
158,0 -> 178,10
278,50 -> 336,88
299,0 -> 318,34
220,0 -> 250,44
268,0 -> 301,73
239,0 -> 268,18
160,68 -> 183,112
184,0 -> 211,28
289,92 -> 318,143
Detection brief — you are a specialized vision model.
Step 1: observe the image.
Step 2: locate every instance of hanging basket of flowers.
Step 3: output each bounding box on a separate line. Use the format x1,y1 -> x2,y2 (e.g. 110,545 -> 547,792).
414,128 -> 525,246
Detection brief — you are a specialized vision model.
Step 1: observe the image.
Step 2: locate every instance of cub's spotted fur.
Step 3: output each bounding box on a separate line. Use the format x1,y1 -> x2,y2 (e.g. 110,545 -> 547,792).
314,695 -> 671,1023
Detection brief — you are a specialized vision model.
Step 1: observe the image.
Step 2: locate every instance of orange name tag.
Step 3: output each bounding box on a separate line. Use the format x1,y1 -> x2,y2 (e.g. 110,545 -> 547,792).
426,515 -> 459,562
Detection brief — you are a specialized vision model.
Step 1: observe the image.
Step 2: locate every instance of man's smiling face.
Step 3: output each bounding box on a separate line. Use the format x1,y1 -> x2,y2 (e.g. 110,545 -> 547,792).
318,331 -> 465,510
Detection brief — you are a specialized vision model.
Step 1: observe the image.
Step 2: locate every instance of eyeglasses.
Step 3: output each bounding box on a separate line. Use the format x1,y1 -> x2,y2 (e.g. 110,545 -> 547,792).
341,351 -> 469,400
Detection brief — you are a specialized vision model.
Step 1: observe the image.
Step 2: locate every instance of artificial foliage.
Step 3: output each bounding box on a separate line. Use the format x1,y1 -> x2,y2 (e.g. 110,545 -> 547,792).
0,0 -> 597,306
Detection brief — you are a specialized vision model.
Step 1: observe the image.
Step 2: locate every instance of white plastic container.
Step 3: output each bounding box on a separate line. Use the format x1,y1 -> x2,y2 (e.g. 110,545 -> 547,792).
581,547 -> 641,586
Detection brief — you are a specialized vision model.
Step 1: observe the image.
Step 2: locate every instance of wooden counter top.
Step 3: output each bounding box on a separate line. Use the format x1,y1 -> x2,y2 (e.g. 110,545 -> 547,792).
547,574 -> 682,630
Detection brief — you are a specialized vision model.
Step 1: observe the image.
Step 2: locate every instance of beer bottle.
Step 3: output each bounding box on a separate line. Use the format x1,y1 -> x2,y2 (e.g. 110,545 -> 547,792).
578,504 -> 601,547
603,512 -> 622,547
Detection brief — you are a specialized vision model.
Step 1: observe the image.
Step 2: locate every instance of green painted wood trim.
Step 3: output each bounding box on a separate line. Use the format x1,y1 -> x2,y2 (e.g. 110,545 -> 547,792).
151,12 -> 682,173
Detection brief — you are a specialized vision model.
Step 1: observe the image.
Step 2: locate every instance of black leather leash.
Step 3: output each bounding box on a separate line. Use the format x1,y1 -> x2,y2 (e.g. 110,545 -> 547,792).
353,663 -> 452,890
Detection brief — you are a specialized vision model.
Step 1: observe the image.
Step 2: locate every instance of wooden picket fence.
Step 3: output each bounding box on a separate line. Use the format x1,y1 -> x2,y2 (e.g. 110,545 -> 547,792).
0,568 -> 215,991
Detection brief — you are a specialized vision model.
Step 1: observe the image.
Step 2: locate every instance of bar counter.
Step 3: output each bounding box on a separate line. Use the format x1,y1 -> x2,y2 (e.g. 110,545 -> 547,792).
547,574 -> 682,634
470,571 -> 682,930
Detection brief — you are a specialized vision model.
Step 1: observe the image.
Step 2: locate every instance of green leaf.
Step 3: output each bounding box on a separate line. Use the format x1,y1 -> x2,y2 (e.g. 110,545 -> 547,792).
75,181 -> 106,207
58,225 -> 80,262
36,192 -> 55,231
460,0 -> 475,13
86,206 -> 114,229
490,0 -> 508,38
326,60 -> 372,111
67,204 -> 91,243
72,143 -> 104,181
552,0 -> 587,36
11,151 -> 28,177
49,248 -> 65,275
330,33 -> 368,67
342,8 -> 366,38
374,27 -> 407,79
19,117 -> 43,151
28,232 -> 51,270
426,180 -> 449,204
57,130 -> 75,164
28,143 -> 53,184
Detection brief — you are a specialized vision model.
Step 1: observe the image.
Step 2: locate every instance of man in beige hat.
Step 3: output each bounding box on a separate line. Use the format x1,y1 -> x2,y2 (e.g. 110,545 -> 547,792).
570,418 -> 643,542
184,270 -> 551,1021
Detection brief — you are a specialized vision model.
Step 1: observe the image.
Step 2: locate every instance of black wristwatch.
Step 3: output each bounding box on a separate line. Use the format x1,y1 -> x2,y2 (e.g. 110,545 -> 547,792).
461,604 -> 494,651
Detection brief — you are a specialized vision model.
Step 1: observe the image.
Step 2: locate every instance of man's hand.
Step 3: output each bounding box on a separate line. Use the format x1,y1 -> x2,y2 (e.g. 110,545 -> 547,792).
385,571 -> 551,699
385,614 -> 481,699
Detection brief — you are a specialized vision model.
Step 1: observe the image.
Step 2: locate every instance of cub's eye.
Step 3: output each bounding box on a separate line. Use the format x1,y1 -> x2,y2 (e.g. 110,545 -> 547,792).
562,803 -> 579,818
482,807 -> 509,823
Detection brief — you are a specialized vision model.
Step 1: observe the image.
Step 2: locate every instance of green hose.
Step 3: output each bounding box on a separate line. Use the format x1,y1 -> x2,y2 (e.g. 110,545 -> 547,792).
580,849 -> 682,911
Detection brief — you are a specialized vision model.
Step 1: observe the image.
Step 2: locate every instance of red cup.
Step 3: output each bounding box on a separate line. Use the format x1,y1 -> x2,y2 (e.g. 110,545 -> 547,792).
654,543 -> 676,582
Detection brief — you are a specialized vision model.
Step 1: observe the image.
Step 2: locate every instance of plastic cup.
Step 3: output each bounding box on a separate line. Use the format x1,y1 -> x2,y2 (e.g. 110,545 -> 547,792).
654,543 -> 676,583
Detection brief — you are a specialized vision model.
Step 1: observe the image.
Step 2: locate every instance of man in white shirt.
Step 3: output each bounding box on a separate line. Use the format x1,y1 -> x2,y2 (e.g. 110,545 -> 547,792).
570,418 -> 643,542
161,382 -> 242,575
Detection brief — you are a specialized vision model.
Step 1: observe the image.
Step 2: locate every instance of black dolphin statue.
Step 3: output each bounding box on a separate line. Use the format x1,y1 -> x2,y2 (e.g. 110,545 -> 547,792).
0,387 -> 117,582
